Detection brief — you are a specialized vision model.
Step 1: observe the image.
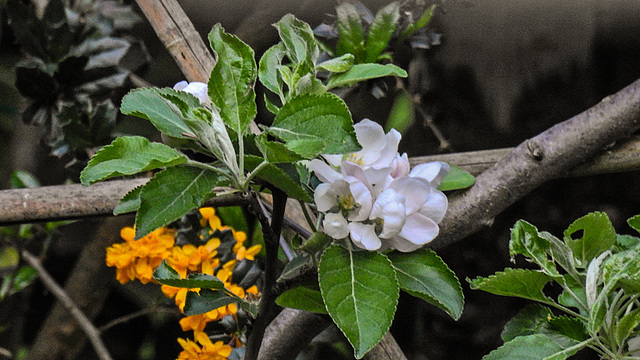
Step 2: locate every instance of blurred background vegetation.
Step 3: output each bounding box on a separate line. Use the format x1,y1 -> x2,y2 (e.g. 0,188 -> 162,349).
1,0 -> 640,359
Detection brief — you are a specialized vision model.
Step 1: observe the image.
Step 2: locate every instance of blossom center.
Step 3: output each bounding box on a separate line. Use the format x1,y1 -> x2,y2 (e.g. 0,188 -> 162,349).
345,153 -> 364,166
338,193 -> 358,212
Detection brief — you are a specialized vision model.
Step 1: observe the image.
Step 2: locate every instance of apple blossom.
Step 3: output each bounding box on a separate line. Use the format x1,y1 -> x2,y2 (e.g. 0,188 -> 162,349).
311,119 -> 450,253
174,80 -> 211,107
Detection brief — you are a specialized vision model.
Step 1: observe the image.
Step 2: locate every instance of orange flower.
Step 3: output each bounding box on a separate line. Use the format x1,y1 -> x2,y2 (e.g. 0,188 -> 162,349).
177,331 -> 231,360
105,226 -> 175,284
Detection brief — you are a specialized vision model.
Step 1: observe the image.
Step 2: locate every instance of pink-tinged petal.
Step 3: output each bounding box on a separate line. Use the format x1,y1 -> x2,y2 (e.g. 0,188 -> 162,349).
390,153 -> 410,178
397,213 -> 439,247
389,177 -> 431,214
410,162 -> 450,187
349,222 -> 381,251
370,188 -> 406,238
347,180 -> 373,221
310,159 -> 342,183
419,190 -> 448,223
323,213 -> 349,239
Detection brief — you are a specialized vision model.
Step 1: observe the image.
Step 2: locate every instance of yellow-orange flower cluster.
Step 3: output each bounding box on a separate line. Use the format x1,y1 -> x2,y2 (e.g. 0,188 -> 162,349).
177,331 -> 232,360
106,226 -> 175,284
105,207 -> 262,359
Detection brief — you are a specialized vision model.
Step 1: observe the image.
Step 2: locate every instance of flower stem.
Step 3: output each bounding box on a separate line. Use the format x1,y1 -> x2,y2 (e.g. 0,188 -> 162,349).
243,188 -> 288,360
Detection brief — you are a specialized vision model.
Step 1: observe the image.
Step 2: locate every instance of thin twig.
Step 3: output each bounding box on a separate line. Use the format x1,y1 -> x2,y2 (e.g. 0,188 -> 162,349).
21,250 -> 114,360
0,347 -> 11,358
98,307 -> 180,333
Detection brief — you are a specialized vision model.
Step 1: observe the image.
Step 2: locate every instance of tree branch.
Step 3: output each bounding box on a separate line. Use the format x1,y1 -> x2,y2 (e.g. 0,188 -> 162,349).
0,179 -> 243,225
134,0 -> 214,83
21,250 -> 113,360
431,78 -> 640,249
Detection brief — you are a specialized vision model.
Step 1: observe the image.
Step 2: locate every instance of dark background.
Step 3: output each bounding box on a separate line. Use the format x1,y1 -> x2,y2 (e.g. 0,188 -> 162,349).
1,0 -> 640,359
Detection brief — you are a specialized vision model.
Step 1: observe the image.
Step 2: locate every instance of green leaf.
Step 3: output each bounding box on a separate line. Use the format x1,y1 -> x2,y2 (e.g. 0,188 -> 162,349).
336,2 -> 366,62
547,317 -> 588,342
563,212 -> 616,267
299,232 -> 333,253
510,221 -> 558,277
275,14 -> 318,69
0,246 -> 19,271
385,91 -> 414,135
255,134 -> 306,163
365,2 -> 400,63
152,260 -> 226,289
400,4 -> 437,41
113,185 -> 143,215
10,171 -> 40,188
184,288 -> 237,316
270,93 -> 359,154
259,43 -> 287,102
319,244 -> 399,359
614,306 -> 640,347
502,304 -> 553,342
13,266 -> 37,292
120,88 -> 199,139
135,166 -> 222,239
483,334 -> 581,360
316,53 -> 355,73
80,136 -> 188,185
388,249 -> 464,320
183,108 -> 239,175
542,232 -> 579,280
326,63 -> 407,89
276,286 -> 328,314
245,155 -> 312,202
627,214 -> 640,235
468,268 -> 554,305
292,73 -> 327,97
437,165 -> 476,191
208,23 -> 257,135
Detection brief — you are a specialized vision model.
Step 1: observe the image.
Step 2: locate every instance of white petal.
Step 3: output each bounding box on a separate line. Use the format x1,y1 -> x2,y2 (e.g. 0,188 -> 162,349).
178,81 -> 210,106
322,154 -> 344,168
397,213 -> 439,247
314,183 -> 336,212
323,213 -> 350,239
372,129 -> 401,168
389,177 -> 431,214
173,80 -> 188,91
349,222 -> 381,251
370,189 -> 406,238
362,166 -> 392,185
354,119 -> 387,165
419,190 -> 448,223
384,236 -> 423,253
410,161 -> 450,187
347,180 -> 373,222
310,159 -> 342,183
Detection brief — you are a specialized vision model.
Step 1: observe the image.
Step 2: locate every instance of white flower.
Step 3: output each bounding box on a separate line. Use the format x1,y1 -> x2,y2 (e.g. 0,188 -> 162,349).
311,118 -> 450,253
323,119 -> 400,185
173,81 -> 211,107
409,161 -> 450,188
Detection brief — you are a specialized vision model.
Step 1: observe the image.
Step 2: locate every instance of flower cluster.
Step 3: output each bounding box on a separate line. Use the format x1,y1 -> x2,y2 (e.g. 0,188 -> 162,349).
177,331 -> 232,360
310,119 -> 449,252
105,207 -> 261,360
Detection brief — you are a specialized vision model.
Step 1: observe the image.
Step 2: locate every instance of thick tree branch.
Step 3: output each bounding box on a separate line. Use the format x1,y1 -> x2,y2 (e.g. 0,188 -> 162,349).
431,79 -> 640,249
